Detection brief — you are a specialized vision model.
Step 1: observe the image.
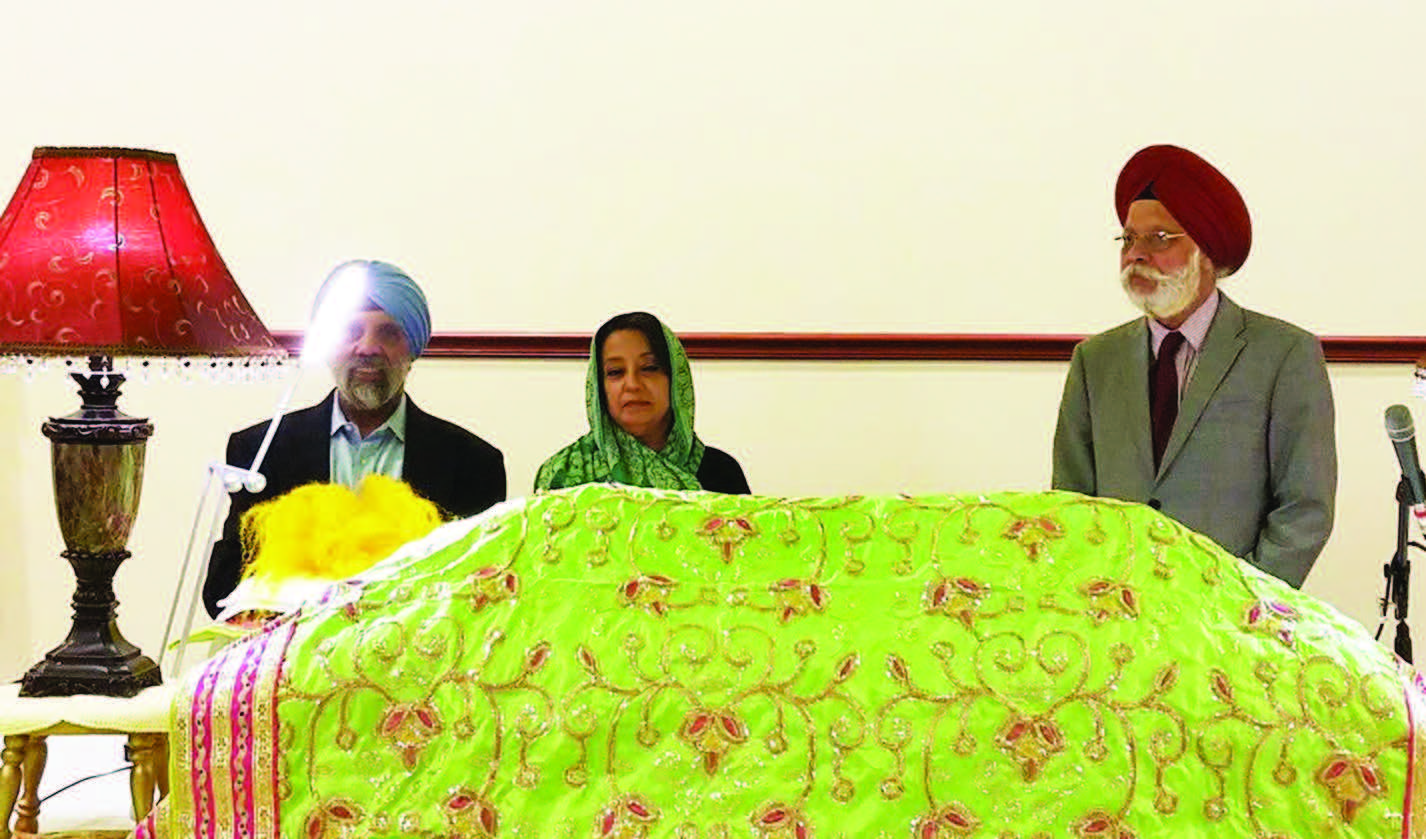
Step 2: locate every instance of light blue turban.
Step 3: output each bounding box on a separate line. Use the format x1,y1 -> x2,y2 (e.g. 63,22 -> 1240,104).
311,259 -> 432,357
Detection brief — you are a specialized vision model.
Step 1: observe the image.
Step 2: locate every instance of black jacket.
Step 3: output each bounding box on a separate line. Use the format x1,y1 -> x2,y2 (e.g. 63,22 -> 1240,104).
202,390 -> 505,616
696,446 -> 751,494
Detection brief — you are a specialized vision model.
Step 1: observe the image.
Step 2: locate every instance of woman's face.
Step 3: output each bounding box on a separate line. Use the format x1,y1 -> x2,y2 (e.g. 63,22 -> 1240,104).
601,328 -> 672,449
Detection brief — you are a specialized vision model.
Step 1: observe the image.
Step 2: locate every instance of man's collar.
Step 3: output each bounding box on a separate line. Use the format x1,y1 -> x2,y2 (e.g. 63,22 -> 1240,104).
1148,289 -> 1220,351
330,394 -> 409,441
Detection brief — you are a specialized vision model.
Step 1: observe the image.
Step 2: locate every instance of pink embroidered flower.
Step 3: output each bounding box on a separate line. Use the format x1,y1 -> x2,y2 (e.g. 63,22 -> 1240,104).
914,802 -> 980,838
749,802 -> 812,839
378,701 -> 443,769
1244,599 -> 1300,647
770,578 -> 828,622
466,565 -> 519,610
1071,810 -> 1137,839
303,799 -> 364,839
1209,670 -> 1236,704
887,654 -> 912,684
678,707 -> 749,774
1003,516 -> 1065,560
1318,753 -> 1383,822
525,641 -> 552,674
701,516 -> 757,563
443,788 -> 499,837
924,576 -> 989,628
596,794 -> 660,838
1079,578 -> 1140,623
620,574 -> 677,616
995,715 -> 1066,781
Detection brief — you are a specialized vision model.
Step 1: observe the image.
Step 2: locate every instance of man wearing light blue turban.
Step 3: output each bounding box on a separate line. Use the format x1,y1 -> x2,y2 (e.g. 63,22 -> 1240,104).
203,260 -> 506,618
310,259 -> 433,432
313,259 -> 433,358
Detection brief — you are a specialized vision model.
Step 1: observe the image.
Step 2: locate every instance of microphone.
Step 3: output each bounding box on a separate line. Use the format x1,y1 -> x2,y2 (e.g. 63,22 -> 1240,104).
1384,404 -> 1426,518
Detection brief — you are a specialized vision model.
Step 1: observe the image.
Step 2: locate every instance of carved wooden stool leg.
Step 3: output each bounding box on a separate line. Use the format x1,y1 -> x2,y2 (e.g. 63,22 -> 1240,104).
155,733 -> 170,799
0,735 -> 25,839
14,736 -> 44,835
126,732 -> 165,821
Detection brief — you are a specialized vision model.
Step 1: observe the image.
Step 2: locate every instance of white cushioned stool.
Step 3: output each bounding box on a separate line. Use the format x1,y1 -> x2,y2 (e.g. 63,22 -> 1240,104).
0,682 -> 172,838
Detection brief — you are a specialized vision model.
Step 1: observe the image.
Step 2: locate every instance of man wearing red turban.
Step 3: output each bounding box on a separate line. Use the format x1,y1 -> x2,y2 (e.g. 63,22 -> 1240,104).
1052,145 -> 1336,588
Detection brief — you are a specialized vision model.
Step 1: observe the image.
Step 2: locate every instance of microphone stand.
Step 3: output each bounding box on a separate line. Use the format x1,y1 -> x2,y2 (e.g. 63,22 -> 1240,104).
1379,476 -> 1422,663
157,363 -> 307,675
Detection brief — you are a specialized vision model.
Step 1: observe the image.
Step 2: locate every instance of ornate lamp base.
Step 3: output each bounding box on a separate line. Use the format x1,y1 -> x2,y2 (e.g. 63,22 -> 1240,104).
18,356 -> 162,698
20,548 -> 162,698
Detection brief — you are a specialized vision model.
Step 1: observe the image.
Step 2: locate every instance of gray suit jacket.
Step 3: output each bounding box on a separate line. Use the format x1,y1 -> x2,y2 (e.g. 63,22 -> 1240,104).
1052,293 -> 1336,587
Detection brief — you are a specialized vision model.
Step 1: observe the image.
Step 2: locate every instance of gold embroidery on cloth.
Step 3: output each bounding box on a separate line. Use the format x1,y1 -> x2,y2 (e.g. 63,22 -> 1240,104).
246,490 -> 1419,836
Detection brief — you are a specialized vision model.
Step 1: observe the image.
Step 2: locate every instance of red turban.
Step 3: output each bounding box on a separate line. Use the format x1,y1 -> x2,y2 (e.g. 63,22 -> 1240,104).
1115,144 -> 1252,275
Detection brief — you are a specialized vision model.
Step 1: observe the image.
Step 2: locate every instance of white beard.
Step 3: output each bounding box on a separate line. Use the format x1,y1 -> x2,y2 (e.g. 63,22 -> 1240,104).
346,378 -> 398,411
337,358 -> 407,411
1121,251 -> 1202,321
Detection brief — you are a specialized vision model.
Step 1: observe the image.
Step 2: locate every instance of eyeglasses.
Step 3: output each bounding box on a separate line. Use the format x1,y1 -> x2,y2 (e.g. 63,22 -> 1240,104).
1115,230 -> 1187,253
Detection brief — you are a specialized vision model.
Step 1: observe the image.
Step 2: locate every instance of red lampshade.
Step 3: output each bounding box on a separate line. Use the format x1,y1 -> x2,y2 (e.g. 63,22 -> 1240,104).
0,147 -> 283,359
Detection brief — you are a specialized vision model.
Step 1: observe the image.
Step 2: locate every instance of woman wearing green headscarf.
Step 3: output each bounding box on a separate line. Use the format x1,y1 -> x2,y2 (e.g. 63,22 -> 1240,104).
535,311 -> 750,493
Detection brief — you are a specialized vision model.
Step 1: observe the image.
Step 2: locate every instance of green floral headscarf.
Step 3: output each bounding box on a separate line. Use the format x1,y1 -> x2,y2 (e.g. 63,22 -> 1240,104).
535,313 -> 706,491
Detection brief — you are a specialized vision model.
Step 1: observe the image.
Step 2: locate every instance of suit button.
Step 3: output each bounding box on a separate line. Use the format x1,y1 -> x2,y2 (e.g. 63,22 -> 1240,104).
1147,498 -> 1162,510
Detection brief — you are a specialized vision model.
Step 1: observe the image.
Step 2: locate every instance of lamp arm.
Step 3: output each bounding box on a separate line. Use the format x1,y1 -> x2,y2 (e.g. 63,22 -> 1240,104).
159,363 -> 307,675
157,460 -> 236,672
243,365 -> 307,485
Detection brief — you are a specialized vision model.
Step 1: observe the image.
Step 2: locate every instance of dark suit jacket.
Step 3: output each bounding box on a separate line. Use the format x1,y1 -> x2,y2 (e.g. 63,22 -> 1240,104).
1051,294 -> 1336,588
203,390 -> 506,616
697,446 -> 751,494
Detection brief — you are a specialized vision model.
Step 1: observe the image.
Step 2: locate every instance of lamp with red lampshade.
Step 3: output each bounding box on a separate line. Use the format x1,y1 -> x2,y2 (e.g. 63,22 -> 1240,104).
0,146 -> 285,697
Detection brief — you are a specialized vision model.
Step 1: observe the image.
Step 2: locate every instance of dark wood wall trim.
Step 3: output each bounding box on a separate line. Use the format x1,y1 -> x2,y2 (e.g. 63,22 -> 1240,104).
273,332 -> 1426,365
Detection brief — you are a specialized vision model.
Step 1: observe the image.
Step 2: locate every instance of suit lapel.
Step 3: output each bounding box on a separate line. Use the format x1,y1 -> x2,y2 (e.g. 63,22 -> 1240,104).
1112,319 -> 1156,480
401,397 -> 436,490
1156,296 -> 1247,482
286,392 -> 336,482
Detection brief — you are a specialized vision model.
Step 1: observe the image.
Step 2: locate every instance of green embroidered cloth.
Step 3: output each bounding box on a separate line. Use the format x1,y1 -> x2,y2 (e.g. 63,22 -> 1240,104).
150,487 -> 1426,839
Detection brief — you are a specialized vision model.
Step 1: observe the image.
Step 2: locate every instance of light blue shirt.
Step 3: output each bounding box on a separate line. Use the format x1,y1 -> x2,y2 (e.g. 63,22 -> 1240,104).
329,396 -> 408,490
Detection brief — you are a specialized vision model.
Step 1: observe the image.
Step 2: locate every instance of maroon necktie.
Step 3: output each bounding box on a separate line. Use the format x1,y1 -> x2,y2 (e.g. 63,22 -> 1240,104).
1150,331 -> 1186,470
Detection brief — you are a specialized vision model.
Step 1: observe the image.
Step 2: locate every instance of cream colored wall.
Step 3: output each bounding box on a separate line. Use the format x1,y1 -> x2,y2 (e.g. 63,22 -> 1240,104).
1,2 -> 1425,678
0,377 -> 29,677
